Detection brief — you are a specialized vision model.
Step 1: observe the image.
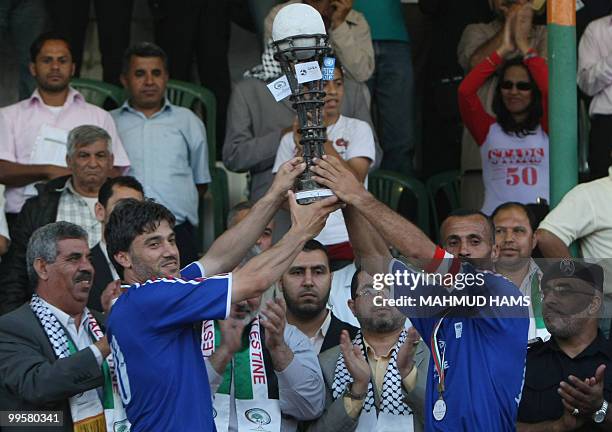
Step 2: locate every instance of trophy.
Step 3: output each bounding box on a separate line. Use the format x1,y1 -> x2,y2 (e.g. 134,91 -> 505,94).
271,3 -> 334,205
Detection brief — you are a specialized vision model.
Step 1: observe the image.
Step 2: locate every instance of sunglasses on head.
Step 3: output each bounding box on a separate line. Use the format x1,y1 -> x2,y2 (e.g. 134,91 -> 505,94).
500,80 -> 532,91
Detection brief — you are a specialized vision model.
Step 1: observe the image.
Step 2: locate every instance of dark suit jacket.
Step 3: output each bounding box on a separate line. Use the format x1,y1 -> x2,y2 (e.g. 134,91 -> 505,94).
88,243 -> 115,313
320,313 -> 359,354
0,304 -> 105,432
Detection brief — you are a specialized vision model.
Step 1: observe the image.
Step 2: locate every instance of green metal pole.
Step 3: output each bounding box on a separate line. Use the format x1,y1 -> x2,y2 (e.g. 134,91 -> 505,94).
547,0 -> 578,206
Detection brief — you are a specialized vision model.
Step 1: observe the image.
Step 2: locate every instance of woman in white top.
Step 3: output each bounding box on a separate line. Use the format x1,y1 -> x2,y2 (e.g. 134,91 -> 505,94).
458,12 -> 549,215
273,63 -> 375,263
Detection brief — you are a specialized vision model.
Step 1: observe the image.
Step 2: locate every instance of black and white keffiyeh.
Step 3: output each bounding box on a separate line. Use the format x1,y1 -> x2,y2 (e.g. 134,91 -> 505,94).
30,294 -> 71,358
30,294 -> 130,431
331,330 -> 410,416
243,39 -> 283,82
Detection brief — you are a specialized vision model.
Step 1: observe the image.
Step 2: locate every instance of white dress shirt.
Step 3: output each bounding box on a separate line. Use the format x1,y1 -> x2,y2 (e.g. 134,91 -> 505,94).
99,239 -> 120,281
39,299 -> 105,419
309,309 -> 332,354
578,15 -> 612,115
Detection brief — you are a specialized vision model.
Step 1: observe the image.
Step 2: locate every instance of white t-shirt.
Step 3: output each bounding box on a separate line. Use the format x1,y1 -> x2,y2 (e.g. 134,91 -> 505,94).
42,103 -> 63,118
538,167 -> 612,292
273,115 -> 375,245
480,123 -> 549,215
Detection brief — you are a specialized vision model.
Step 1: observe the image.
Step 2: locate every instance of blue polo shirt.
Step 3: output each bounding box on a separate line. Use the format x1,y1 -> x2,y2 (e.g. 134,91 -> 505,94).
107,262 -> 231,432
111,101 -> 211,226
391,259 -> 529,431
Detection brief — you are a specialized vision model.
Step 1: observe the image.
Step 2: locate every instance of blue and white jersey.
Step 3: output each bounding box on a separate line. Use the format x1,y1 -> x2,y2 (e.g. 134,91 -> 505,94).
107,261 -> 231,431
391,258 -> 529,431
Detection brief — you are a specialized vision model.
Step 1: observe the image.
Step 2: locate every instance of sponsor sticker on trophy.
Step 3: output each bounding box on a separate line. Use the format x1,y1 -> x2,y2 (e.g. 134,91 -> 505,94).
322,56 -> 336,81
294,61 -> 322,84
267,75 -> 292,102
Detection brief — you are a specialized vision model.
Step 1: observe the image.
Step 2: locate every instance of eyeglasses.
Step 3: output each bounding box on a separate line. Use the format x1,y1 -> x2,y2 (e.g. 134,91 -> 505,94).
500,80 -> 532,91
356,286 -> 391,298
541,284 -> 595,300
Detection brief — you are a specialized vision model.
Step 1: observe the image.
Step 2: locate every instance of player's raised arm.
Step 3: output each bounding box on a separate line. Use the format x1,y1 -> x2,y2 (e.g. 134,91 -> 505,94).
231,191 -> 342,303
312,155 -> 437,260
199,157 -> 305,276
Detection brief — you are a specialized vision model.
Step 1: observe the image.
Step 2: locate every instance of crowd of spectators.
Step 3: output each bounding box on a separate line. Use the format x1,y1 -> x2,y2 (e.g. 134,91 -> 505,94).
1,0 -> 612,431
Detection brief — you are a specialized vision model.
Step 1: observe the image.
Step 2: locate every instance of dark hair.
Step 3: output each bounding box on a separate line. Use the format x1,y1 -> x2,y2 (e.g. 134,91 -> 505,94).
105,199 -> 176,271
492,57 -> 543,138
350,264 -> 364,300
98,176 -> 145,209
27,222 -> 87,286
303,239 -> 330,265
30,31 -> 72,62
121,42 -> 168,75
491,201 -> 537,232
442,208 -> 495,244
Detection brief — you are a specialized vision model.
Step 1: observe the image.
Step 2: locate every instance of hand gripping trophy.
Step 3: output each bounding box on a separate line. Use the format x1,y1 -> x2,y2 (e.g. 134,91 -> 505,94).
271,3 -> 334,204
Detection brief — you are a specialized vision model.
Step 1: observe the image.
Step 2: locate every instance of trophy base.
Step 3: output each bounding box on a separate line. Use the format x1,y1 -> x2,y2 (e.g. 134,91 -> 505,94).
296,188 -> 334,205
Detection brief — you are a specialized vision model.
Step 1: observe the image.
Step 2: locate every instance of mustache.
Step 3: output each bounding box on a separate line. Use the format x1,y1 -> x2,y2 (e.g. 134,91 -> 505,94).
298,287 -> 319,297
74,271 -> 93,283
160,257 -> 178,267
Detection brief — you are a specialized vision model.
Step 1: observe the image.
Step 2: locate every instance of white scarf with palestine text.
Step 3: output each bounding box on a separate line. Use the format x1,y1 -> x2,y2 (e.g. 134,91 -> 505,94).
201,317 -> 281,431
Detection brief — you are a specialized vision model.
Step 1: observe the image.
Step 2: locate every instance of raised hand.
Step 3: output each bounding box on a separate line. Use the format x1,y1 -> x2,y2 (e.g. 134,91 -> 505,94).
498,10 -> 517,58
260,298 -> 288,350
330,0 -> 353,30
260,298 -> 294,371
311,155 -> 367,205
397,327 -> 420,379
514,1 -> 534,54
100,280 -> 122,314
339,330 -> 371,395
558,364 -> 606,416
218,316 -> 248,356
288,189 -> 341,240
270,157 -> 306,199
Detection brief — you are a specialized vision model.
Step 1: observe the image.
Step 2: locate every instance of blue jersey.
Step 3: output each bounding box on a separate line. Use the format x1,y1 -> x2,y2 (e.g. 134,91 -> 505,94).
107,262 -> 231,432
391,259 -> 529,431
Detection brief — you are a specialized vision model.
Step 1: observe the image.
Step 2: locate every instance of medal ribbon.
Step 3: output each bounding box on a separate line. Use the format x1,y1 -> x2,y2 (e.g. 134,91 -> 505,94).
430,314 -> 448,396
530,273 -> 546,329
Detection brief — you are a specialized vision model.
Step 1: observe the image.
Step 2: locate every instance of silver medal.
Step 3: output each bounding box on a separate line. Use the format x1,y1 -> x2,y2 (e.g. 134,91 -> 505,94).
433,398 -> 447,421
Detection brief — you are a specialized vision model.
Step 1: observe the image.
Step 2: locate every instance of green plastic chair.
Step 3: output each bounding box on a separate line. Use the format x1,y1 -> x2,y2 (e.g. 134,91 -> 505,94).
368,170 -> 430,237
71,78 -> 125,109
196,166 -> 230,248
165,79 -> 217,167
426,170 -> 461,241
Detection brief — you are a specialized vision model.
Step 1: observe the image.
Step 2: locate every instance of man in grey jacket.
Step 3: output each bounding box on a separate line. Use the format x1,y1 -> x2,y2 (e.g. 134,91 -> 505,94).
307,268 -> 428,432
0,222 -> 119,431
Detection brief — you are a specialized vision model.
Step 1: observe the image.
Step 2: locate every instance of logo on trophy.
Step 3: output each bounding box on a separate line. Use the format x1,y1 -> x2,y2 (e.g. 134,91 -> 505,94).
271,3 -> 334,205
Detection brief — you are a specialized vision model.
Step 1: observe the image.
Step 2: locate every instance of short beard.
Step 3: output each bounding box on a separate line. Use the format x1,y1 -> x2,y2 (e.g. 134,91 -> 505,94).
360,313 -> 405,334
285,292 -> 330,320
38,80 -> 69,93
461,256 -> 494,271
130,253 -> 165,282
544,316 -> 582,339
